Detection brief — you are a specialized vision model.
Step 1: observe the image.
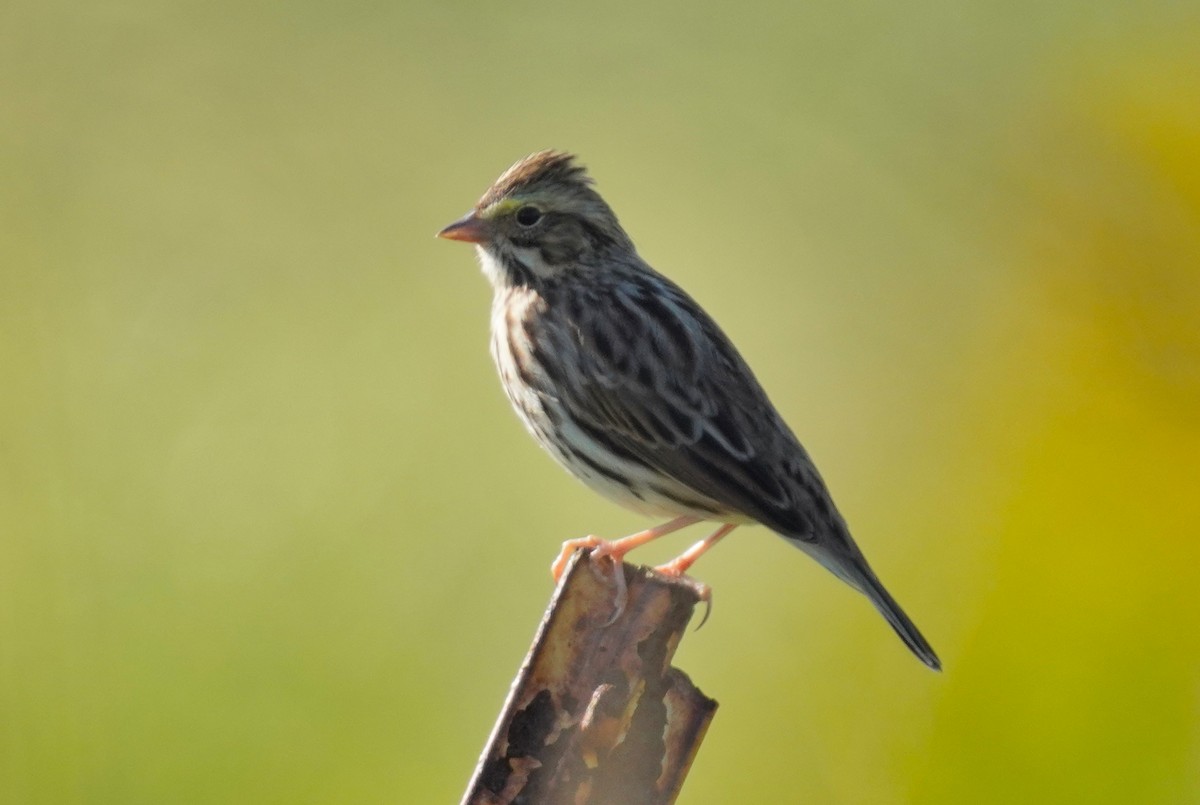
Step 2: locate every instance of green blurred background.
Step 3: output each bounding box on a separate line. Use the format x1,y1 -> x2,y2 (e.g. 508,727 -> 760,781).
3,1 -> 1199,802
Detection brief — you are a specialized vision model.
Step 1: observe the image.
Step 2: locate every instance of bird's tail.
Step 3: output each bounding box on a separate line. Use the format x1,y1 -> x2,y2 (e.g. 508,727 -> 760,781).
844,563 -> 941,671
801,544 -> 940,671
784,522 -> 942,670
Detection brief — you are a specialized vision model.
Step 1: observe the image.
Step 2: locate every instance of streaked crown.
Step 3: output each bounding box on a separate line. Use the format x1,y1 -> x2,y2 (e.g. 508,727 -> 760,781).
477,150 -> 593,210
476,151 -> 633,256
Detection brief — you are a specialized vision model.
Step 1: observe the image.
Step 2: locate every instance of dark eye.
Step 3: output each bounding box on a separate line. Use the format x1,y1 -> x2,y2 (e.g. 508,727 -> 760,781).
515,206 -> 542,227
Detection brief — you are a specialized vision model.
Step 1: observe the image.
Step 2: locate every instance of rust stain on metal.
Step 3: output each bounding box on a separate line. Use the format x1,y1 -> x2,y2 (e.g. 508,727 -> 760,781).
461,551 -> 718,805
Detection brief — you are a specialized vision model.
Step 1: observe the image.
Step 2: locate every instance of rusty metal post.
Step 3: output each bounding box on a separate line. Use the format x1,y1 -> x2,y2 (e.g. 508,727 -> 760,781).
461,549 -> 718,805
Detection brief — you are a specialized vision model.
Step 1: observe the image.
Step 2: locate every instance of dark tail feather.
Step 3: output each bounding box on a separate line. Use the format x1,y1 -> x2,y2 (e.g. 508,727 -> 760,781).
840,563 -> 941,671
788,535 -> 942,670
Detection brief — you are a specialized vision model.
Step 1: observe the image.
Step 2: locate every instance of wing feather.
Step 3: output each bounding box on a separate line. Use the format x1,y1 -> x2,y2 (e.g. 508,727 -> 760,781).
539,272 -> 826,540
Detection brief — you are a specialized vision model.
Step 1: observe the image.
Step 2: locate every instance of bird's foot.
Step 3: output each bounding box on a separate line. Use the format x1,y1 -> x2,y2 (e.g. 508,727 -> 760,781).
652,560 -> 713,629
549,517 -> 707,627
551,535 -> 626,581
550,536 -> 630,626
551,536 -> 600,582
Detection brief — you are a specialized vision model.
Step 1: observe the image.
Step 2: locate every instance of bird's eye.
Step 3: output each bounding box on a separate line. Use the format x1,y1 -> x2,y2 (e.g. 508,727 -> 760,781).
515,206 -> 542,227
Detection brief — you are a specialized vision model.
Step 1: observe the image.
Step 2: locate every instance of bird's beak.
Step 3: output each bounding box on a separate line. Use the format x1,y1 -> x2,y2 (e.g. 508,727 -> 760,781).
436,211 -> 490,244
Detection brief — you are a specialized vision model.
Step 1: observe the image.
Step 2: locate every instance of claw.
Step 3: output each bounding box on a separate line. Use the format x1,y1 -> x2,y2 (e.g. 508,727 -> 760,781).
694,588 -> 713,630
585,553 -> 614,584
588,541 -> 629,626
596,558 -> 627,627
550,536 -> 604,582
550,537 -> 629,625
548,516 -> 708,628
652,562 -> 713,630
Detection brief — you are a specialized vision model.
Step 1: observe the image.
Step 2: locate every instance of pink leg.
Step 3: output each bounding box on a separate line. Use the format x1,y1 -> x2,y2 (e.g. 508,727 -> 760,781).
655,523 -> 738,577
549,515 -> 701,581
550,515 -> 702,626
654,523 -> 738,628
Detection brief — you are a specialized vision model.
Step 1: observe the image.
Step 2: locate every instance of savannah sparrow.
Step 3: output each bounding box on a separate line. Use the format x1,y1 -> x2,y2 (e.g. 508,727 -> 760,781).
438,151 -> 940,670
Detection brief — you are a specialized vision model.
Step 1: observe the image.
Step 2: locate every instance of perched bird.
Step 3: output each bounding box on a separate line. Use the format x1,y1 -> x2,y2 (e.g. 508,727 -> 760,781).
438,151 -> 940,670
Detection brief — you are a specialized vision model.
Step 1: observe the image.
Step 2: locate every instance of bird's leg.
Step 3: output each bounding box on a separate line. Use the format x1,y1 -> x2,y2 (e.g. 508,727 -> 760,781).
550,515 -> 701,625
550,515 -> 701,581
655,523 -> 737,577
654,523 -> 738,628
550,536 -> 604,582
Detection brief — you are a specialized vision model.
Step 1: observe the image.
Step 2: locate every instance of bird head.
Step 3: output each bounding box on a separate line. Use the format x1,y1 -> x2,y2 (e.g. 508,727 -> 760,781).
437,150 -> 634,286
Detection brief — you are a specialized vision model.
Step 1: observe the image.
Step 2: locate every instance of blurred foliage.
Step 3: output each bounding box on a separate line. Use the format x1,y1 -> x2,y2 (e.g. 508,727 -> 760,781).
2,1 -> 1199,803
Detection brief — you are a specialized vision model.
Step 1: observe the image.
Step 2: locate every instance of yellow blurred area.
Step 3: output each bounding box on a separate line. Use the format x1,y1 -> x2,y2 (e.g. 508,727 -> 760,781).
2,2 -> 1198,803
